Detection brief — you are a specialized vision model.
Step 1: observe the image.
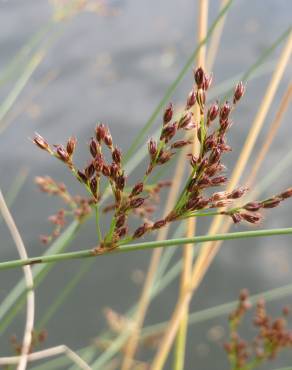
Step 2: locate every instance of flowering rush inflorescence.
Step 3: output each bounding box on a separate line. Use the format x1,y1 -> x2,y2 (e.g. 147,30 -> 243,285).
224,290 -> 292,370
33,67 -> 292,253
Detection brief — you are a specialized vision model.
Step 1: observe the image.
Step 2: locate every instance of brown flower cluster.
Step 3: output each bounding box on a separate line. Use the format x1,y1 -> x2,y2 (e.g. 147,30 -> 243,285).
224,290 -> 292,370
10,329 -> 47,355
35,176 -> 93,244
33,66 -> 292,252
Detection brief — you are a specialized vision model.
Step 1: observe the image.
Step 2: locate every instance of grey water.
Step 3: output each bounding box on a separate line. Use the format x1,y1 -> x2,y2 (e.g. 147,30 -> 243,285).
0,0 -> 292,368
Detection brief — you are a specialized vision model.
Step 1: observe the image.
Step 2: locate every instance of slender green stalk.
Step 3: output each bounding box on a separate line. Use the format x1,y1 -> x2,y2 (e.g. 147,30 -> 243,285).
1,227 -> 292,270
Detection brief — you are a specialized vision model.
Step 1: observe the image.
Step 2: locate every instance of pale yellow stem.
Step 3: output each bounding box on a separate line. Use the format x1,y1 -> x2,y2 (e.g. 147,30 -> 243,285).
173,1 -> 208,369
120,150 -> 187,370
206,0 -> 230,72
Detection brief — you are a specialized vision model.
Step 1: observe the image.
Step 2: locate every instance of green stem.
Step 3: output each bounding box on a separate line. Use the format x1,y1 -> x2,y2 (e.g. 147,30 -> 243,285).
1,227 -> 292,270
95,205 -> 102,242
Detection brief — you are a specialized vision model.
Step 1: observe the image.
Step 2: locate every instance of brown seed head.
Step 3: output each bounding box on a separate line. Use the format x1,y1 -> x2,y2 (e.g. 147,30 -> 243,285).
148,138 -> 157,160
90,177 -> 98,196
56,145 -> 70,163
116,214 -> 126,228
163,103 -> 173,125
66,136 -> 77,156
152,219 -> 167,229
85,162 -> 95,178
131,182 -> 144,197
240,212 -> 262,224
279,187 -> 292,199
112,147 -> 122,164
234,81 -> 245,103
133,223 -> 150,238
77,170 -> 88,183
33,133 -> 51,152
186,89 -> 196,109
261,197 -> 281,209
194,66 -> 205,88
244,202 -> 262,212
95,123 -> 107,142
130,197 -> 145,209
102,164 -> 111,177
89,138 -> 99,158
219,101 -> 231,122
171,140 -> 192,149
228,187 -> 248,199
207,102 -> 219,123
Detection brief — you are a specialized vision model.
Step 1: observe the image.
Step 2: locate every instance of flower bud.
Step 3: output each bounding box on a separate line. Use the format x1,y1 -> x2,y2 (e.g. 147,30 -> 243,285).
210,176 -> 227,186
130,197 -> 145,208
152,219 -> 167,229
33,133 -> 51,152
186,89 -> 196,109
95,123 -> 107,142
203,73 -> 213,90
163,103 -> 173,125
56,145 -> 70,163
194,67 -> 205,88
131,182 -> 144,197
148,138 -> 157,160
116,214 -> 126,228
112,147 -> 122,164
90,177 -> 98,196
116,175 -> 125,190
178,112 -> 193,129
240,212 -> 262,224
219,102 -> 231,122
207,102 -> 219,122
261,197 -> 281,209
244,202 -> 261,211
171,140 -> 192,149
133,223 -> 150,238
157,150 -> 173,164
85,163 -> 95,178
233,81 -> 245,103
228,186 -> 248,199
89,138 -> 99,158
116,226 -> 128,238
102,164 -> 111,177
280,187 -> 292,199
77,170 -> 88,183
66,136 -> 77,156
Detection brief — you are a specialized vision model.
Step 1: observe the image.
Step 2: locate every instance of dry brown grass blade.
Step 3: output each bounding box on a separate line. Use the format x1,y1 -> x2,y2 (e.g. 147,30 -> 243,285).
246,83 -> 292,185
174,1 -> 209,369
0,191 -> 35,370
206,0 -> 230,72
120,154 -> 187,370
190,30 -> 292,292
0,345 -> 92,369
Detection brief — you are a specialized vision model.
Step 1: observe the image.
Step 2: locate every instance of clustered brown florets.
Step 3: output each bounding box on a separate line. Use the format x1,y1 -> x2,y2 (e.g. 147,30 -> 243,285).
32,66 -> 292,252
224,290 -> 292,370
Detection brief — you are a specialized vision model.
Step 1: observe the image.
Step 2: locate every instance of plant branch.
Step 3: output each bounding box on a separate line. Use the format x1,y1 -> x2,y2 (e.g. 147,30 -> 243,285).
1,228 -> 292,270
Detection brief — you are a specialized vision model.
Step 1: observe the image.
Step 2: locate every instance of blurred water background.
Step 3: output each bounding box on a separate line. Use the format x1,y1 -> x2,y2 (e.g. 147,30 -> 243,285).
0,0 -> 292,368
